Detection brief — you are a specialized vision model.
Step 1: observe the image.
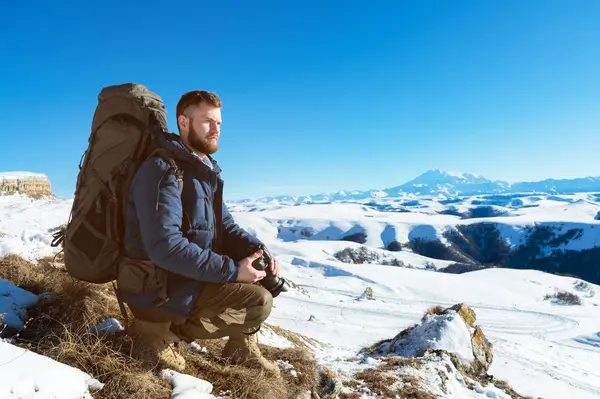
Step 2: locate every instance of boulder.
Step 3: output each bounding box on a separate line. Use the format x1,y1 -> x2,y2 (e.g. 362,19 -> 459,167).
370,303 -> 493,374
0,172 -> 52,198
448,303 -> 476,328
470,326 -> 494,374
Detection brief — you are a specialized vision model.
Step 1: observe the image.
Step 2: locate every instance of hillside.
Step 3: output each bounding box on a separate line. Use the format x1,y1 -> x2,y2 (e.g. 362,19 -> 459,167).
228,191 -> 600,284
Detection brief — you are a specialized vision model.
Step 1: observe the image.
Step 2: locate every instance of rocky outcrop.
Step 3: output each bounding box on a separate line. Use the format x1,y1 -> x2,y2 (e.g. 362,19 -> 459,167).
366,303 -> 493,374
0,173 -> 52,198
343,303 -> 532,398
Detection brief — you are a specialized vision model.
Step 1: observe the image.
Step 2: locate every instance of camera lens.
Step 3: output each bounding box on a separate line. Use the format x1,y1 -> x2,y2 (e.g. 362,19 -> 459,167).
250,245 -> 290,297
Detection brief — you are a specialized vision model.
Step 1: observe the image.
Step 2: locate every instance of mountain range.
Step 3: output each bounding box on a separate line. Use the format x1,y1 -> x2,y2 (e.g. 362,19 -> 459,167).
240,169 -> 600,203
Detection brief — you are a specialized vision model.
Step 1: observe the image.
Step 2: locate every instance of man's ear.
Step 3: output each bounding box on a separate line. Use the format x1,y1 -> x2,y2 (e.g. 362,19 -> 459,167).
178,115 -> 189,132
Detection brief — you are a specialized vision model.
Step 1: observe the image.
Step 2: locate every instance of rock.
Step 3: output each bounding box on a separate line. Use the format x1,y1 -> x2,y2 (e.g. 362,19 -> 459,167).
470,326 -> 493,373
438,263 -> 493,274
0,172 -> 52,198
340,232 -> 367,244
379,308 -> 475,367
308,315 -> 317,322
447,303 -> 476,328
317,367 -> 343,399
386,240 -> 402,251
369,303 -> 493,374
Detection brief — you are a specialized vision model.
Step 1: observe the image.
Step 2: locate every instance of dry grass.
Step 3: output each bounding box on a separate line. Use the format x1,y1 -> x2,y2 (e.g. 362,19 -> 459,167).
379,356 -> 423,371
467,375 -> 534,399
354,367 -> 437,399
0,254 -> 170,398
396,375 -> 438,399
354,368 -> 399,397
0,254 -> 321,399
266,324 -> 323,350
338,393 -> 362,399
183,338 -> 319,399
421,305 -> 445,322
491,379 -> 534,399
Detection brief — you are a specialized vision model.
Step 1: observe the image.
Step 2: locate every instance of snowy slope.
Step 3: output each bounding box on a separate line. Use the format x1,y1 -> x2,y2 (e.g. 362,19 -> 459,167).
0,194 -> 72,260
1,192 -> 600,398
229,193 -> 600,256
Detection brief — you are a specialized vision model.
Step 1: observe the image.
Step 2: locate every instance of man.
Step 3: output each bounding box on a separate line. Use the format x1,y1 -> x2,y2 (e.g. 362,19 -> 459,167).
116,90 -> 281,377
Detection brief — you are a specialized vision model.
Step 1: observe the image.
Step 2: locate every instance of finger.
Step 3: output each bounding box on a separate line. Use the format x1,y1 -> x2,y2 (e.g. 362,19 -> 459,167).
269,258 -> 275,274
271,259 -> 279,276
254,270 -> 266,282
250,249 -> 263,260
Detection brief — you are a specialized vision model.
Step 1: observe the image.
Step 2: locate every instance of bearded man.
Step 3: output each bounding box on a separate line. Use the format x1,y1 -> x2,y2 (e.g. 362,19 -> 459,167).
116,90 -> 281,377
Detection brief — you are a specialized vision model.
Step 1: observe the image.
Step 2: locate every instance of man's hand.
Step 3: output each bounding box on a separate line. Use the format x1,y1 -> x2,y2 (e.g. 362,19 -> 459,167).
269,256 -> 280,276
236,249 -> 267,283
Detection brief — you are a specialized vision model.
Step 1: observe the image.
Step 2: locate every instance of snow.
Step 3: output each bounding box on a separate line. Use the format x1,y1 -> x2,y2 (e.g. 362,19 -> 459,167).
0,172 -> 46,180
381,311 -> 475,365
245,170 -> 600,203
160,370 -> 216,399
1,192 -> 600,398
0,279 -> 39,330
0,340 -> 103,399
0,281 -> 103,398
0,194 -> 72,260
88,318 -> 125,335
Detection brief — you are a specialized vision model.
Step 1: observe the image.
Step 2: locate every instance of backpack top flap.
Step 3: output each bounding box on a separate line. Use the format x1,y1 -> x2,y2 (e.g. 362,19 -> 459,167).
92,83 -> 168,134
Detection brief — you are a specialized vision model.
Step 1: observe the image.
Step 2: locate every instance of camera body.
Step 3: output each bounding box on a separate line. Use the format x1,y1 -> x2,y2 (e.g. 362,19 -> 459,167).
250,244 -> 289,297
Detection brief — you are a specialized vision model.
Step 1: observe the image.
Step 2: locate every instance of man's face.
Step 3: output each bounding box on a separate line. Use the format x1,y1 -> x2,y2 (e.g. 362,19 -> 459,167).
179,102 -> 222,155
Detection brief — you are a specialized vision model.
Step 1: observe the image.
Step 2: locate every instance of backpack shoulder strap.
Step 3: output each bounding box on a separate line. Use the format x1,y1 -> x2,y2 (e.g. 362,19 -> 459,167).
146,148 -> 183,195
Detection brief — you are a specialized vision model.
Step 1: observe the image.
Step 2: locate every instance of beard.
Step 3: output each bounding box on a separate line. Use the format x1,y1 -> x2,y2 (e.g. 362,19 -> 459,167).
188,125 -> 219,155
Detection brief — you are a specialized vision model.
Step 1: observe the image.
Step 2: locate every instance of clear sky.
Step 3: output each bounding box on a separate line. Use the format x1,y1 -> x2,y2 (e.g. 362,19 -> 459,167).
1,0 -> 598,200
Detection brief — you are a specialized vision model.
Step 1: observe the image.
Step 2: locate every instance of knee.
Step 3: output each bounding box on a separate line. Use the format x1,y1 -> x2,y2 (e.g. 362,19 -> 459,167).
252,285 -> 273,323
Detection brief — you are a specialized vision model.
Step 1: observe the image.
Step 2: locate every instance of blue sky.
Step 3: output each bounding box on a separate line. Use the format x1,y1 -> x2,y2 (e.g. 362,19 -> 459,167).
1,0 -> 598,200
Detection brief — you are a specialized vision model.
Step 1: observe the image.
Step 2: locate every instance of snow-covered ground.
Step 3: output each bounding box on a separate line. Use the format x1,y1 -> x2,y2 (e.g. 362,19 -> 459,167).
1,192 -> 600,398
0,194 -> 72,260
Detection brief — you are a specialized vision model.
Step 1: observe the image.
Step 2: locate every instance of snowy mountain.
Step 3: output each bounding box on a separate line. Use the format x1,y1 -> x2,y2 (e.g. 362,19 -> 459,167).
387,169 -> 509,197
239,169 -> 600,204
511,176 -> 600,194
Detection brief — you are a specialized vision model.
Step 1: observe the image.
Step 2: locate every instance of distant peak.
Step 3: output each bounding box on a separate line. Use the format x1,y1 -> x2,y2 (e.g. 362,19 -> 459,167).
420,169 -> 467,179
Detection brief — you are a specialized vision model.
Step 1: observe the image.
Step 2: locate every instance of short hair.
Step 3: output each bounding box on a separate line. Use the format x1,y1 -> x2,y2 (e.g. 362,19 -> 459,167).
176,90 -> 222,120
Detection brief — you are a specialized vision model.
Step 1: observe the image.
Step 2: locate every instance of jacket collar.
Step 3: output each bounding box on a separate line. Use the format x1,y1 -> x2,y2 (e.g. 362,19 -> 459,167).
159,132 -> 223,176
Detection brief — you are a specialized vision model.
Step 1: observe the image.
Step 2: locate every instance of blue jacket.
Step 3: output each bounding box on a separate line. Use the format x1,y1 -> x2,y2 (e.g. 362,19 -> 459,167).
117,133 -> 262,317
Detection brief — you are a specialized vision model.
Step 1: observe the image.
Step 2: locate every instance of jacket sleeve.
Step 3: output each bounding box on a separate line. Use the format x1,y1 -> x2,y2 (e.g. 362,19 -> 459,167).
221,202 -> 264,261
131,158 -> 239,283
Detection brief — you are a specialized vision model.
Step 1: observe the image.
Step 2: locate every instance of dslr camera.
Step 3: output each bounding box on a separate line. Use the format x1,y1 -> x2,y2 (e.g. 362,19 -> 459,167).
250,244 -> 290,297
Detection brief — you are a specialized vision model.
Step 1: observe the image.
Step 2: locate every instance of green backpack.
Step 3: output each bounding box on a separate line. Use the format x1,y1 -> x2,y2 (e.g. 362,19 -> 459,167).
52,83 -> 182,284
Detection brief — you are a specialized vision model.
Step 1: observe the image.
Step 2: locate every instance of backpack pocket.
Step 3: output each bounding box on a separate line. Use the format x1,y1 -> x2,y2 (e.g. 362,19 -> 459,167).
117,257 -> 168,297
